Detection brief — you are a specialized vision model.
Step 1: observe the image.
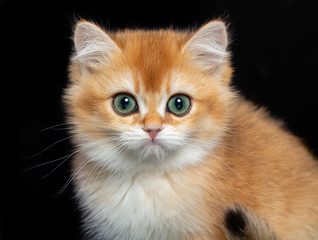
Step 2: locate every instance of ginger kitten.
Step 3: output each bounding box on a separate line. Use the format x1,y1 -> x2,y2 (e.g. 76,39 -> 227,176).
64,19 -> 318,240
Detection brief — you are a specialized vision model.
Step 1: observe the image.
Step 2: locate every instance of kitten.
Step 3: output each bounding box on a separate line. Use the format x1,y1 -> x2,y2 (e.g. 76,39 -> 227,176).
64,19 -> 318,240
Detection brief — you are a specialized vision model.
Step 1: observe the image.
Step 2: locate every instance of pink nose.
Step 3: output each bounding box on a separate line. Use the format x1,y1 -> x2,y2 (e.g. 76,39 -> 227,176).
143,127 -> 163,141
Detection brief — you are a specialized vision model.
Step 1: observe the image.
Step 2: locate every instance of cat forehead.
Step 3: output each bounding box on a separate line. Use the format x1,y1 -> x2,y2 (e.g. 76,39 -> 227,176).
111,30 -> 190,94
126,72 -> 194,118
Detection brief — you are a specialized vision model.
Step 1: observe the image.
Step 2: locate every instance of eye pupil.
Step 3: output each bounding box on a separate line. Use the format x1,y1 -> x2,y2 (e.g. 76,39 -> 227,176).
175,98 -> 183,110
121,97 -> 129,109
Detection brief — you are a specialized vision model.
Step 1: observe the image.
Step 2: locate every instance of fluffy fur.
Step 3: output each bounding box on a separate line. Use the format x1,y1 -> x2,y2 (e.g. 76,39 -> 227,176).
64,19 -> 318,240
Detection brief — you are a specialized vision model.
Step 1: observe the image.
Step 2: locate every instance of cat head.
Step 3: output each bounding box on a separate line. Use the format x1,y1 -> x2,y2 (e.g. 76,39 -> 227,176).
65,20 -> 234,174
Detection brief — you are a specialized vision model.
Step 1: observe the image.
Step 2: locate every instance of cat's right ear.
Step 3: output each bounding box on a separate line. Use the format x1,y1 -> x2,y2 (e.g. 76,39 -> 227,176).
72,21 -> 120,70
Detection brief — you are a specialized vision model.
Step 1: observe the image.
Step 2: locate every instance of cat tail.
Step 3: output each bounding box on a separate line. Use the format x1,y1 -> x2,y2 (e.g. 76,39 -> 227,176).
223,205 -> 279,240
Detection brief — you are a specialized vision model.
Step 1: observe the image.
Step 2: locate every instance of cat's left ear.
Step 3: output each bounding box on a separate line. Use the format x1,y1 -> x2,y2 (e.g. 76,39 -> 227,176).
183,20 -> 228,73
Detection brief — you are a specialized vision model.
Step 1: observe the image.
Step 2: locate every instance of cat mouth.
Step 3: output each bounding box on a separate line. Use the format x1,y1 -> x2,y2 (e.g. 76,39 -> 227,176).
144,139 -> 163,148
138,139 -> 167,159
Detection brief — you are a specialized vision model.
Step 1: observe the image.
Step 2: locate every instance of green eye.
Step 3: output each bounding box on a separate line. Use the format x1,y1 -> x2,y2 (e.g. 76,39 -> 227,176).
167,94 -> 191,116
113,93 -> 138,115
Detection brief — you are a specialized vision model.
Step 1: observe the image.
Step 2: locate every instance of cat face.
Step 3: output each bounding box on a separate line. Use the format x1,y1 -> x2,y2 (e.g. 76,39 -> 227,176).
65,21 -> 234,174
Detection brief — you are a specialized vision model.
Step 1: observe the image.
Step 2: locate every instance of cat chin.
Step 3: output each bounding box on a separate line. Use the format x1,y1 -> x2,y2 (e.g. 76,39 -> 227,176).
138,140 -> 168,161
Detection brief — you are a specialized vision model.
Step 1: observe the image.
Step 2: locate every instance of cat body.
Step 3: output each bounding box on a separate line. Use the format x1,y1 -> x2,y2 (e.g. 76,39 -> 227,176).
65,20 -> 318,239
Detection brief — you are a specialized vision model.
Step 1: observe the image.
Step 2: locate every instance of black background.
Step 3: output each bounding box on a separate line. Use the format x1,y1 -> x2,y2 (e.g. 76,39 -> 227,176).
1,0 -> 318,239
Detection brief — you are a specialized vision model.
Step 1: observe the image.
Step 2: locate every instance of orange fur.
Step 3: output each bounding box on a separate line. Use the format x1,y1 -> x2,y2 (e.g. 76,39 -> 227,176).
65,20 -> 318,240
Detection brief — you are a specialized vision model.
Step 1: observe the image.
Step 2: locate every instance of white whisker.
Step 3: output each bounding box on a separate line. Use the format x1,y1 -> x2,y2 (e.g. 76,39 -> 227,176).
38,123 -> 72,132
38,150 -> 79,180
22,151 -> 77,174
52,158 -> 89,199
26,136 -> 73,159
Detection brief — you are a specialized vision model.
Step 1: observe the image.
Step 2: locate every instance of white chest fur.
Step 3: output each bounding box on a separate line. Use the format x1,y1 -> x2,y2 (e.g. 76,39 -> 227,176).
75,169 -> 207,240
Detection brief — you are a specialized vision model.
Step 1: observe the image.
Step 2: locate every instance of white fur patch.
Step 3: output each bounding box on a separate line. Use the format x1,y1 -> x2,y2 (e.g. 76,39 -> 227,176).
76,171 -> 206,240
156,93 -> 169,118
135,95 -> 148,118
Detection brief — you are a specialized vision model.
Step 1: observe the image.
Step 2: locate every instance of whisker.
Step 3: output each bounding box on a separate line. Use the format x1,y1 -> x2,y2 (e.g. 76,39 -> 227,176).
22,152 -> 76,174
88,163 -> 110,190
37,150 -> 79,180
211,153 -> 251,185
86,163 -> 104,186
38,123 -> 72,132
218,145 -> 262,158
26,136 -> 73,159
51,159 -> 89,199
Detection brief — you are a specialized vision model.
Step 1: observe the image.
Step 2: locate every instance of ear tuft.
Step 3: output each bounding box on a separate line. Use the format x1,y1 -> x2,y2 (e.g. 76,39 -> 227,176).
183,20 -> 228,73
72,21 -> 120,69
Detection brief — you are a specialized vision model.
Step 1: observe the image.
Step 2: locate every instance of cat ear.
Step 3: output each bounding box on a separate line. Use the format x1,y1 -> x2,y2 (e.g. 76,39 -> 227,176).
183,20 -> 228,73
72,21 -> 120,69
